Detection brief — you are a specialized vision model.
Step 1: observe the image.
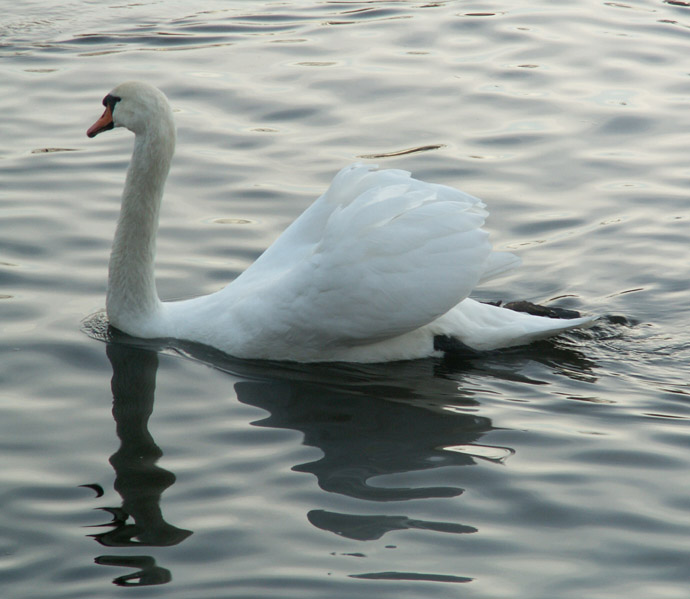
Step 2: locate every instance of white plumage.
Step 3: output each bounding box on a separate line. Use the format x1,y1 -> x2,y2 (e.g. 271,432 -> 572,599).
87,81 -> 594,363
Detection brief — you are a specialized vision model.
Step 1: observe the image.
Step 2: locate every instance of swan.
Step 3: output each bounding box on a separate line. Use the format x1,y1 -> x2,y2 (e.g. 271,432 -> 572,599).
86,81 -> 594,363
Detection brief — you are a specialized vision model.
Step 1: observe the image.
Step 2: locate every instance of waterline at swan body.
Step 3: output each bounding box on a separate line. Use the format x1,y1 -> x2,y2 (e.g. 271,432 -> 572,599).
87,81 -> 595,363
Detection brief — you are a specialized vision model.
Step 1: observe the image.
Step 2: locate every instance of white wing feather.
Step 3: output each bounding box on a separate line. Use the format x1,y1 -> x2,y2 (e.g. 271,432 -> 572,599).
230,164 -> 497,346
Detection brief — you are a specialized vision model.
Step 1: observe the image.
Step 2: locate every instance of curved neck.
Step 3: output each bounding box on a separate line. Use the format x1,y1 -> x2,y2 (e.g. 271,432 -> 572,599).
107,119 -> 176,334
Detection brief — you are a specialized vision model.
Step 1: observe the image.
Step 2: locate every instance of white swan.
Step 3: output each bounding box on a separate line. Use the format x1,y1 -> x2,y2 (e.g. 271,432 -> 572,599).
87,81 -> 594,363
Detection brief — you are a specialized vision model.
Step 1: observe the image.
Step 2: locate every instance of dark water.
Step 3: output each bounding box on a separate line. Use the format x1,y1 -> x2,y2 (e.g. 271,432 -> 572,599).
1,1 -> 689,597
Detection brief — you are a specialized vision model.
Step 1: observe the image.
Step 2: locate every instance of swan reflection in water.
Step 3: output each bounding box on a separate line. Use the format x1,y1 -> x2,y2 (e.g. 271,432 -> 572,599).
86,326 -> 596,586
87,344 -> 192,586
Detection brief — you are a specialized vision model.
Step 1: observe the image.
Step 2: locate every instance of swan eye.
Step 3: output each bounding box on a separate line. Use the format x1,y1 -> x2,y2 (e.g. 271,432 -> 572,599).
102,94 -> 121,111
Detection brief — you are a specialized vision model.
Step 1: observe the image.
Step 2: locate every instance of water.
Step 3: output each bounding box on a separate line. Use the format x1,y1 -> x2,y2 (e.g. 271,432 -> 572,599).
1,1 -> 689,597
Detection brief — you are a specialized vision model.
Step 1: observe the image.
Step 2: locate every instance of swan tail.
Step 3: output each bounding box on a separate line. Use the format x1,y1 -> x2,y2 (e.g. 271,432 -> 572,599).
433,298 -> 597,352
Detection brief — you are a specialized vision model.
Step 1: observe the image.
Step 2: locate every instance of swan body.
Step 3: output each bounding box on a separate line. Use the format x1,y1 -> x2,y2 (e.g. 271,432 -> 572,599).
87,81 -> 594,363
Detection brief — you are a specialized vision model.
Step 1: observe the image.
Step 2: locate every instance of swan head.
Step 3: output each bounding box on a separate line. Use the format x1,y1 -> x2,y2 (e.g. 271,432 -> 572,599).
87,81 -> 173,138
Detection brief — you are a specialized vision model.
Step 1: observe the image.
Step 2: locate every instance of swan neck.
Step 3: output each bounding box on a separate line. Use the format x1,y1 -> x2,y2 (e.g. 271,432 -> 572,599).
107,122 -> 176,333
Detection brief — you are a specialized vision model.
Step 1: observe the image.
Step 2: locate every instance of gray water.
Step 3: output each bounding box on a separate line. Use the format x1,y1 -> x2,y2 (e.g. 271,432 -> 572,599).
1,1 -> 689,597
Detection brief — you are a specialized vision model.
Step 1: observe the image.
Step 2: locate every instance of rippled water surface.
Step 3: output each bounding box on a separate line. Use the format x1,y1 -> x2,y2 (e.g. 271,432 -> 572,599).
2,1 -> 690,597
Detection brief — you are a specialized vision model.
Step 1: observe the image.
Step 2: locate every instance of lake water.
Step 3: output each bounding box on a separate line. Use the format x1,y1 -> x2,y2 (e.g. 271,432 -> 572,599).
1,1 -> 689,597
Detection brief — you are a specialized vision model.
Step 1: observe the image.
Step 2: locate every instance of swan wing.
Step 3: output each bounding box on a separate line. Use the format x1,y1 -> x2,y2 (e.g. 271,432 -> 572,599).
237,165 -> 500,347
236,164 -> 426,276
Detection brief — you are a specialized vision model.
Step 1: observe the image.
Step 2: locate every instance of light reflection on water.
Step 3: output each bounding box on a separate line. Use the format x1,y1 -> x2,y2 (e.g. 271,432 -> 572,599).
1,1 -> 690,598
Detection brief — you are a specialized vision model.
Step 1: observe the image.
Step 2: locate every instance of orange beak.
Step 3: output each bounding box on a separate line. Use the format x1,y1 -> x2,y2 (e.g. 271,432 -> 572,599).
87,104 -> 114,138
